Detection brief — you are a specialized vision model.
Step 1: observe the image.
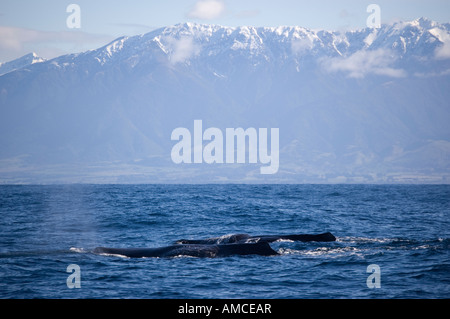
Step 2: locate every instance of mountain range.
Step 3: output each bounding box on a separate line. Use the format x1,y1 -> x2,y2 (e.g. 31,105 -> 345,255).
0,52 -> 46,76
0,18 -> 449,183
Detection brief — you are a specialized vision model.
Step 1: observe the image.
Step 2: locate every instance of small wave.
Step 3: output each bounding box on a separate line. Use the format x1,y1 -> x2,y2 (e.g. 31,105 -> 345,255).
337,236 -> 449,250
69,247 -> 88,254
275,236 -> 450,259
274,238 -> 294,243
216,234 -> 238,244
337,236 -> 393,244
214,233 -> 250,244
244,238 -> 260,243
0,249 -> 71,258
278,246 -> 364,258
242,238 -> 296,244
94,251 -> 130,258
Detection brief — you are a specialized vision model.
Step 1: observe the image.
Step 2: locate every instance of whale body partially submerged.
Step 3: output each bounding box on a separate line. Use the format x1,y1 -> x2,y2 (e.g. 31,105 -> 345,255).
94,241 -> 278,258
93,232 -> 336,258
174,232 -> 336,245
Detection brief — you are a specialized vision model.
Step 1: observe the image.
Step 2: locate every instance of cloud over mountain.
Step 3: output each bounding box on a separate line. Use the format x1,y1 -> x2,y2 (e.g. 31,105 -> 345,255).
187,0 -> 226,20
322,48 -> 407,78
0,18 -> 449,184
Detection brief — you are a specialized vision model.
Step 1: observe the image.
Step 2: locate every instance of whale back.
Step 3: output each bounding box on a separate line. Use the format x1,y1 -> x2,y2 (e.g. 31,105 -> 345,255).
175,232 -> 337,245
93,242 -> 277,258
174,233 -> 250,245
217,241 -> 278,257
250,232 -> 337,243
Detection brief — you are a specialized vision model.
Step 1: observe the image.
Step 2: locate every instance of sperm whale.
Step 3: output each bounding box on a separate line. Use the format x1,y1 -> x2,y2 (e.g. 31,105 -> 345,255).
93,241 -> 278,258
94,232 -> 336,258
174,232 -> 336,245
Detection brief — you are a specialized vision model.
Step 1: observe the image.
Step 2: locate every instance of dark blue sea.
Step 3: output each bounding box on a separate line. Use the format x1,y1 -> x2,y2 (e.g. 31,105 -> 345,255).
0,184 -> 449,299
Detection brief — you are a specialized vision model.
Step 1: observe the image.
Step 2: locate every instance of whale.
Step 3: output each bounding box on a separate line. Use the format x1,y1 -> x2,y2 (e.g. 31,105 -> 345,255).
174,232 -> 336,245
93,241 -> 278,258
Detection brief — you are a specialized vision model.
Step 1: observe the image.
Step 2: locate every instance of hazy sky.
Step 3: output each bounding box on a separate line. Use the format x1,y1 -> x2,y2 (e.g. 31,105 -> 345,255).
1,0 -> 450,62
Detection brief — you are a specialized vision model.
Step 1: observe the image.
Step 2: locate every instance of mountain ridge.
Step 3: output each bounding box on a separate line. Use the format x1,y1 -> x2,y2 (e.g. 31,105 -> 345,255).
0,19 -> 449,184
0,52 -> 46,76
4,17 -> 448,69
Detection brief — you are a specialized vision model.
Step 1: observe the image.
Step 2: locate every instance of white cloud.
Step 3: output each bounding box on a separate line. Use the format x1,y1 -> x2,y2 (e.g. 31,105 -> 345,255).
0,26 -> 113,62
427,27 -> 450,59
414,68 -> 450,77
187,0 -> 225,20
322,48 -> 407,78
291,38 -> 313,55
166,36 -> 201,64
435,36 -> 450,59
435,44 -> 450,59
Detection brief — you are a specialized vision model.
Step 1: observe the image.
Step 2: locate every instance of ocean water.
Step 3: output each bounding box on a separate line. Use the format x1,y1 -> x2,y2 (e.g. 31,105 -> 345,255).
0,184 -> 449,299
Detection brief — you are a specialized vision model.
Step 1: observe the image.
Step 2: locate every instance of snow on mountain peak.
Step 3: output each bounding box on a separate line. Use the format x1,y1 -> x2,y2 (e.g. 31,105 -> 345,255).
0,52 -> 46,76
28,52 -> 46,64
157,20 -> 448,58
3,19 -> 449,75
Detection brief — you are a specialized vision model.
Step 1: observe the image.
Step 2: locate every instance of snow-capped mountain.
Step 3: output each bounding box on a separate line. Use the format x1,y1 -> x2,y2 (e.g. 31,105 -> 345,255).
0,18 -> 449,183
0,52 -> 46,76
